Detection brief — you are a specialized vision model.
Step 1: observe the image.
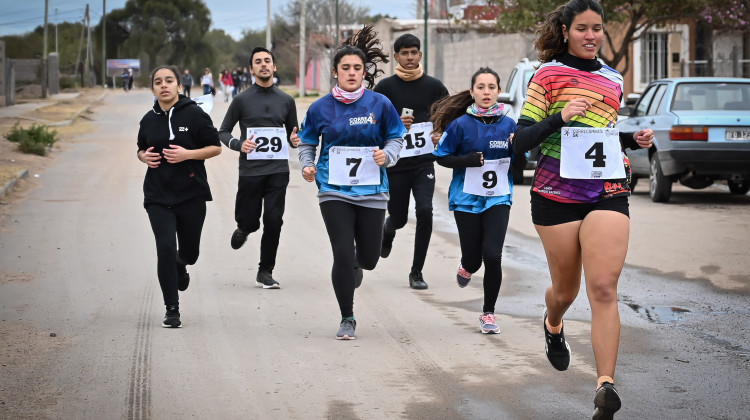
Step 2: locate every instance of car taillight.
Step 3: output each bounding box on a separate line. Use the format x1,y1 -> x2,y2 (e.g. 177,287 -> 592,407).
670,126 -> 708,141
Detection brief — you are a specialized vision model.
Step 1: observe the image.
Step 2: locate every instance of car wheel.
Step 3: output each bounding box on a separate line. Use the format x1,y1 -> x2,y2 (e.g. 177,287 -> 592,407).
649,154 -> 672,202
728,179 -> 750,195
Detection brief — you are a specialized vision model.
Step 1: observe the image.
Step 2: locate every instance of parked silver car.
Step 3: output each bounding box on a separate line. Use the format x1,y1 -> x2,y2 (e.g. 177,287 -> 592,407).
616,77 -> 750,202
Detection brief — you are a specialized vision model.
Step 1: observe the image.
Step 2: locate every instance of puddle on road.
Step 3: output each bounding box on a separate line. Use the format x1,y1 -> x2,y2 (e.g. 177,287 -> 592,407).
624,302 -> 691,323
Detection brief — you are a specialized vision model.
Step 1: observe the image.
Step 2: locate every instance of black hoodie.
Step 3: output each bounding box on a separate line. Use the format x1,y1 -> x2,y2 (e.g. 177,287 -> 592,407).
137,95 -> 221,207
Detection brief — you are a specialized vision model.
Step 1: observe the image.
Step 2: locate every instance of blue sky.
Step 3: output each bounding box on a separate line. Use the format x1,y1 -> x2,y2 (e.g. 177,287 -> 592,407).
0,0 -> 418,39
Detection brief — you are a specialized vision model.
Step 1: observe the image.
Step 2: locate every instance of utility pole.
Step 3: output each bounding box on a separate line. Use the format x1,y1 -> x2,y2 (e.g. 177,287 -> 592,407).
84,5 -> 91,87
55,8 -> 58,53
266,0 -> 271,50
102,0 -> 106,87
423,0 -> 428,76
299,0 -> 306,98
335,0 -> 339,46
43,0 -> 49,98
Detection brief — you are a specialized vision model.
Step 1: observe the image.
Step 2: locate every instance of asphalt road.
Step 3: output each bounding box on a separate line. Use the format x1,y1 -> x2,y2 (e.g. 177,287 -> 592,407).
1,89 -> 748,419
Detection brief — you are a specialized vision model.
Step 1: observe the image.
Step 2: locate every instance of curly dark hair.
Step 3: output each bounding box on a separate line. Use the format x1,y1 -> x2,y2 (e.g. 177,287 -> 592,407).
332,24 -> 389,89
535,0 -> 604,63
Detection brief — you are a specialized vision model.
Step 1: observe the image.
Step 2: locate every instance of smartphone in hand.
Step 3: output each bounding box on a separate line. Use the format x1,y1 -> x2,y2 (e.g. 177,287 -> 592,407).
401,108 -> 413,117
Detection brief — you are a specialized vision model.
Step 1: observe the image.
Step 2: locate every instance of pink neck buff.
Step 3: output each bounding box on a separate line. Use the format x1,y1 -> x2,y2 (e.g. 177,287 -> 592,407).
332,83 -> 365,104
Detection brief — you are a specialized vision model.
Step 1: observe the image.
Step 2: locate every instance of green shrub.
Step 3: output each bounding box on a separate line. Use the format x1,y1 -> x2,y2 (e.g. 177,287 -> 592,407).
5,123 -> 58,156
59,76 -> 78,90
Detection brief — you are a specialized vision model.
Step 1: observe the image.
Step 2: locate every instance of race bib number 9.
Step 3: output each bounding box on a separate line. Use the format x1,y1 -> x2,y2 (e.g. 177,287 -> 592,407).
560,127 -> 626,179
463,158 -> 511,197
328,146 -> 381,186
246,127 -> 289,160
400,122 -> 435,158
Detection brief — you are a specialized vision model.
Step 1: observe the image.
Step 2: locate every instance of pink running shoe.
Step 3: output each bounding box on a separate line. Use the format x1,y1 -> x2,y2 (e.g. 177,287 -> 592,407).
456,263 -> 472,288
479,312 -> 500,334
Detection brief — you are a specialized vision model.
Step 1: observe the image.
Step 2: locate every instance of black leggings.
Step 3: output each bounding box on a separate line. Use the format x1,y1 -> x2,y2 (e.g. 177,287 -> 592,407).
383,165 -> 435,273
320,200 -> 385,318
235,173 -> 289,272
454,204 -> 510,313
145,197 -> 206,306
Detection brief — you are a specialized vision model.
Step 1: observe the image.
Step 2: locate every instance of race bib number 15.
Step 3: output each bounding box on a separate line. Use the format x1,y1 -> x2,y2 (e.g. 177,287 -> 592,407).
400,122 -> 435,158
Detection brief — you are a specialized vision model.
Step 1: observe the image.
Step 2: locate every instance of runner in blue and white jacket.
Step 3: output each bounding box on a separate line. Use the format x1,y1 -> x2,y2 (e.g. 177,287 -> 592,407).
294,25 -> 405,340
432,67 -> 523,334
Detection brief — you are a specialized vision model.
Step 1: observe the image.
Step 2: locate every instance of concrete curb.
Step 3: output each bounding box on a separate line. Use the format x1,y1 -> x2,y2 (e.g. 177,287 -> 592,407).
0,168 -> 30,199
49,90 -> 109,127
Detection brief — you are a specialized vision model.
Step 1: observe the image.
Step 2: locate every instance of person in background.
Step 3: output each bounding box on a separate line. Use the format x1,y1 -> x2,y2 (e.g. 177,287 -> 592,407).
201,68 -> 214,95
136,65 -> 222,328
219,47 -> 299,289
432,67 -> 520,334
294,25 -> 405,340
373,33 -> 448,290
182,69 -> 193,98
221,70 -> 234,102
232,67 -> 243,97
512,0 -> 655,417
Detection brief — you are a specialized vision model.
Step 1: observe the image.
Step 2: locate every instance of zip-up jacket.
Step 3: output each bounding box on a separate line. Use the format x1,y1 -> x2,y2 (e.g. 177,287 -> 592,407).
137,95 -> 220,207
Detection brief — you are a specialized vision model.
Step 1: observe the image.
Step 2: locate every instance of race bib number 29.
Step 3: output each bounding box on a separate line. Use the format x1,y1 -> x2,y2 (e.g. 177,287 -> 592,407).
560,127 -> 626,179
246,127 -> 289,160
328,146 -> 381,186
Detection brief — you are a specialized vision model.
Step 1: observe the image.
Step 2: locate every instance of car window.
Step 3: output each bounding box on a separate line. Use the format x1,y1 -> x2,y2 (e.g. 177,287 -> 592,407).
634,84 -> 658,117
647,84 -> 667,115
673,82 -> 750,111
522,69 -> 535,98
506,68 -> 519,101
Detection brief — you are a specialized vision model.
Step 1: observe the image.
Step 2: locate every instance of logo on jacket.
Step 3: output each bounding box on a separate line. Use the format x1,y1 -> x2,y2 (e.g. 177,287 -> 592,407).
179,127 -> 189,132
349,113 -> 377,126
489,140 -> 509,149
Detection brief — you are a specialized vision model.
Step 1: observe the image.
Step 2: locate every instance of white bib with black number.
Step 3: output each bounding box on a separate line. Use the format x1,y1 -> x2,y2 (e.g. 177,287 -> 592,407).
246,127 -> 289,160
328,146 -> 381,186
463,158 -> 511,197
399,122 -> 435,158
560,127 -> 625,179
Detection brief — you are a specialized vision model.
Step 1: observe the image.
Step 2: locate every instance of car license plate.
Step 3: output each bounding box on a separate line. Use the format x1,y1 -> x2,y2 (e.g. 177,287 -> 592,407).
726,129 -> 750,140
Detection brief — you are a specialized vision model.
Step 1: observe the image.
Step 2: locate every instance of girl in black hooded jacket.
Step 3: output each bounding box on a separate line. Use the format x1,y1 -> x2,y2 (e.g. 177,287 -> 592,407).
137,65 -> 222,328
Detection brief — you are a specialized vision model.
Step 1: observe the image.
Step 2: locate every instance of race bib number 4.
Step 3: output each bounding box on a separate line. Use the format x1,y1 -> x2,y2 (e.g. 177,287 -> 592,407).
560,127 -> 626,179
328,146 -> 381,186
463,158 -> 511,197
400,122 -> 435,158
246,127 -> 289,160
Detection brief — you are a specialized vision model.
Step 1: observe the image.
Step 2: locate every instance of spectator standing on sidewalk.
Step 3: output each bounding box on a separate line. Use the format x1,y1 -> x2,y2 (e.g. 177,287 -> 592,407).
137,65 -> 222,328
218,47 -> 299,289
181,69 -> 194,98
373,33 -> 448,290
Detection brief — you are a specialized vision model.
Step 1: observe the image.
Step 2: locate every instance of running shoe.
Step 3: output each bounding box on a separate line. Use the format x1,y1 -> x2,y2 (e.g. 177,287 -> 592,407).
456,263 -> 472,288
409,272 -> 428,290
543,309 -> 571,371
479,312 -> 500,334
162,304 -> 182,328
380,228 -> 395,258
256,270 -> 280,289
593,382 -> 622,420
354,266 -> 363,289
336,318 -> 356,340
230,228 -> 249,250
176,262 -> 190,292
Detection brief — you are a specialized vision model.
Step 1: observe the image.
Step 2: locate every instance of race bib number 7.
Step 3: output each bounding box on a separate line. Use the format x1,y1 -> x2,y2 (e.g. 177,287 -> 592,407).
246,127 -> 289,160
560,127 -> 626,179
328,146 -> 381,186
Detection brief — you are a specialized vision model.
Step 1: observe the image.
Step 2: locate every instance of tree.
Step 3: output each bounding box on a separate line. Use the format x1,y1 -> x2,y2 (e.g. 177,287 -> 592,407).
108,0 -> 212,73
492,0 -> 714,76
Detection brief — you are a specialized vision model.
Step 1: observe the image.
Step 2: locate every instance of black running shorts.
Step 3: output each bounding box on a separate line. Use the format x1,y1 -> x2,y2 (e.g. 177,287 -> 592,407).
530,192 -> 629,226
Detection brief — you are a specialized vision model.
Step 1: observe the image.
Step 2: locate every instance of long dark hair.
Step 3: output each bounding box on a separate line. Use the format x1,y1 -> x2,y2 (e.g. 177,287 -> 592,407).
332,24 -> 388,89
430,67 -> 501,133
535,0 -> 604,63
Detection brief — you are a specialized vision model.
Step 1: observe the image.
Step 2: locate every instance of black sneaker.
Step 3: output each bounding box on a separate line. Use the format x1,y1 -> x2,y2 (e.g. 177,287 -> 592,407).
380,228 -> 395,258
593,382 -> 621,420
409,272 -> 428,289
256,270 -> 280,289
176,262 -> 190,292
353,266 -> 363,289
230,228 -> 249,250
336,318 -> 356,340
543,309 -> 571,371
162,304 -> 182,328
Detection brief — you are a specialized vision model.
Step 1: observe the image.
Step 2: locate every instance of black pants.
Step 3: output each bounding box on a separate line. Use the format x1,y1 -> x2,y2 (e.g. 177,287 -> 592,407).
145,197 -> 206,306
454,204 -> 510,313
235,172 -> 289,272
383,165 -> 435,274
320,200 -> 385,318
184,85 -> 191,98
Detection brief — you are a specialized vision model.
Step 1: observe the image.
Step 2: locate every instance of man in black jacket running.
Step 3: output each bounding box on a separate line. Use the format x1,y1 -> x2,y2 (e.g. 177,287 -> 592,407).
218,47 -> 299,289
373,34 -> 448,290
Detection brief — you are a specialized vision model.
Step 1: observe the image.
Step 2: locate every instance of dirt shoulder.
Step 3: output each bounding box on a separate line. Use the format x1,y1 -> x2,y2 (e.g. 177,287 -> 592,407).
0,88 -> 105,204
